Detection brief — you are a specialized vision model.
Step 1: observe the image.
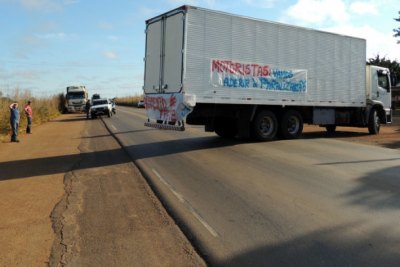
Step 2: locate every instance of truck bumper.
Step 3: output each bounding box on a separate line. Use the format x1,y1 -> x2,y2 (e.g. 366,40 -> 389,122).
385,108 -> 392,124
67,106 -> 85,112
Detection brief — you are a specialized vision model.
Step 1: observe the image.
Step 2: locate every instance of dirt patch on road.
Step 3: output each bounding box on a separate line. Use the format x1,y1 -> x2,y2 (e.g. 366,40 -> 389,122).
302,119 -> 400,150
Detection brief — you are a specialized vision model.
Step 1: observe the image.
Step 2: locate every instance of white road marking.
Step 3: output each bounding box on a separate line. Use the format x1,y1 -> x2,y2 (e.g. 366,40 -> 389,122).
152,169 -> 184,203
152,168 -> 219,238
110,124 -> 117,131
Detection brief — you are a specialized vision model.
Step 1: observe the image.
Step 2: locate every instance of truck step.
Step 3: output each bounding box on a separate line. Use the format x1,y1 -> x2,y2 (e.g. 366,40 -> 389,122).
144,122 -> 185,131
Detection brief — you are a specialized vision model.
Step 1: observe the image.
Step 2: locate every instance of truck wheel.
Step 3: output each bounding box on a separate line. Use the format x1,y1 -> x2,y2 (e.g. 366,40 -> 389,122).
280,110 -> 303,139
368,108 -> 380,134
215,119 -> 237,138
107,111 -> 111,118
251,110 -> 278,141
325,125 -> 336,133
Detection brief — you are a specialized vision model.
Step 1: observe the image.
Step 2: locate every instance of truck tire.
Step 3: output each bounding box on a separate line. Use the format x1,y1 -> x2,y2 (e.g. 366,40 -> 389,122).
107,111 -> 111,118
214,119 -> 237,138
251,110 -> 278,141
368,108 -> 380,134
279,110 -> 303,139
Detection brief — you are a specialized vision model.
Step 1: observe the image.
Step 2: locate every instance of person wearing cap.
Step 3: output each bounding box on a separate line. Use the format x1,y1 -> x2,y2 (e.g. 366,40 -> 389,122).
9,102 -> 20,142
24,100 -> 33,134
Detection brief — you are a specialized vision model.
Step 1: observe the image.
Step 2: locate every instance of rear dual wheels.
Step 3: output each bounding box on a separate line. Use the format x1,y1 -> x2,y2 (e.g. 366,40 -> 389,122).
279,110 -> 303,139
251,110 -> 303,141
251,110 -> 278,141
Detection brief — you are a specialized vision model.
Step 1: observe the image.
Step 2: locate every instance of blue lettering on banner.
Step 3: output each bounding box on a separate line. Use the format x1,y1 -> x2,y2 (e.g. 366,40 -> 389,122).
259,77 -> 306,92
212,59 -> 307,93
272,69 -> 294,79
222,76 -> 306,92
224,77 -> 251,88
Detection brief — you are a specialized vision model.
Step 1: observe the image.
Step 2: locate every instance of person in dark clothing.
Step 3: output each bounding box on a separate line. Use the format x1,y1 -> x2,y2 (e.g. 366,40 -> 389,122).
9,103 -> 20,142
85,99 -> 91,119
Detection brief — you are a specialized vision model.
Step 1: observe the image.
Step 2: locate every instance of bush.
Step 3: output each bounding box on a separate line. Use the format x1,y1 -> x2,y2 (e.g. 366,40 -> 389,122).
115,95 -> 143,107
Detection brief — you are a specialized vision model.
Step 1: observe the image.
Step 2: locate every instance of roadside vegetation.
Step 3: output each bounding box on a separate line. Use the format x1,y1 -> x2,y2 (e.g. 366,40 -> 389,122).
114,94 -> 143,107
0,90 -> 64,142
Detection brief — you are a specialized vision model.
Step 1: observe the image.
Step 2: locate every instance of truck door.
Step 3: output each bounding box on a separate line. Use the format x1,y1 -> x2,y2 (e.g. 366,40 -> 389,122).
375,69 -> 391,109
144,20 -> 162,93
144,12 -> 184,94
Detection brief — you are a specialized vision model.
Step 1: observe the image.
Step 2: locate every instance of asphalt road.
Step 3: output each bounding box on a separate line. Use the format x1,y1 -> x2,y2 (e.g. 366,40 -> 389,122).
106,106 -> 400,267
50,114 -> 205,267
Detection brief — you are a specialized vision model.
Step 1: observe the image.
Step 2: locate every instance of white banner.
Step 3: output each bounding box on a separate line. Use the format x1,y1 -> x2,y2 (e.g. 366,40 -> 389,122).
145,93 -> 193,122
210,59 -> 307,92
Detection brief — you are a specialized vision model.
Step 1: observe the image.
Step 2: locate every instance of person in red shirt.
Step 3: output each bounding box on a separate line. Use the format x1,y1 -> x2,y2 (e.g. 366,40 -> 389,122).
24,100 -> 33,134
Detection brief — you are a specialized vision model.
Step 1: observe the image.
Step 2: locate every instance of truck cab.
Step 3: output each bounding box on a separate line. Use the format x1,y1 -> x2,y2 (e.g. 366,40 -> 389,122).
65,86 -> 88,113
366,65 -> 392,125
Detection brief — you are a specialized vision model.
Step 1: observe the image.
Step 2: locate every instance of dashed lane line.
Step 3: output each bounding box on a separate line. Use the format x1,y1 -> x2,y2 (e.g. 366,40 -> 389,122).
152,168 -> 219,238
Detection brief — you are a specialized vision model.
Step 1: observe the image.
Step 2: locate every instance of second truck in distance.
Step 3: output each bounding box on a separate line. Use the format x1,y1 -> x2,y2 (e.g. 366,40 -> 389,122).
65,86 -> 88,113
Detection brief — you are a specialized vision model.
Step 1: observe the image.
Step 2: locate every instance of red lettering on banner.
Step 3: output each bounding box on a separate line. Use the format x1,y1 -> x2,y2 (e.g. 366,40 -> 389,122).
256,66 -> 263,76
169,95 -> 176,107
145,96 -> 167,110
234,63 -> 242,75
212,59 -> 271,77
244,64 -> 251,75
145,96 -> 178,122
251,64 -> 258,76
263,66 -> 270,76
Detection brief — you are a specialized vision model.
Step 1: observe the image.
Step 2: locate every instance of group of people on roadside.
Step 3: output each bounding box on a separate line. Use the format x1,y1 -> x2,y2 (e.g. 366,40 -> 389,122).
9,100 -> 33,143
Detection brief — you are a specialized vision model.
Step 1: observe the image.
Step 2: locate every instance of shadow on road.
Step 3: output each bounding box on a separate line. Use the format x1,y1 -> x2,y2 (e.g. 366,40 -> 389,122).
342,165 -> 400,210
51,117 -> 88,123
0,148 -> 131,181
302,130 -> 369,139
0,135 -> 238,181
217,223 -> 400,267
125,136 -> 238,160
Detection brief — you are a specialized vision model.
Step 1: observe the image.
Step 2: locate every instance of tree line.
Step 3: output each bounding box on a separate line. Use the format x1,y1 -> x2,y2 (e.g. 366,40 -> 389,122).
367,12 -> 400,87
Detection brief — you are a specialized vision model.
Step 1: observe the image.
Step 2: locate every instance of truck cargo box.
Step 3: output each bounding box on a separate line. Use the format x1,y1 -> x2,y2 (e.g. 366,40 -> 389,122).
144,6 -> 366,110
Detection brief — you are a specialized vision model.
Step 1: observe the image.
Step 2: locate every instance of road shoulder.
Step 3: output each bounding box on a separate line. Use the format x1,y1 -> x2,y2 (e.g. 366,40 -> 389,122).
0,114 -> 85,267
49,116 -> 206,266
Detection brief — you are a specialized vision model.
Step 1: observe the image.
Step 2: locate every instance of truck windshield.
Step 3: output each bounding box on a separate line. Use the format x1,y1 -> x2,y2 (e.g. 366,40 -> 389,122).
66,92 -> 85,99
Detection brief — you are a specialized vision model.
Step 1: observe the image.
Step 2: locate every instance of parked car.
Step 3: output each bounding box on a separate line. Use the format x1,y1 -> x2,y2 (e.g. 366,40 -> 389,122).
137,100 -> 145,108
90,98 -> 113,118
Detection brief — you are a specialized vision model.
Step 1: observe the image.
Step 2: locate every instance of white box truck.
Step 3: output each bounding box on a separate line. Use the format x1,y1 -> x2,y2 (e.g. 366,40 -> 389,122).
143,6 -> 392,140
65,86 -> 89,113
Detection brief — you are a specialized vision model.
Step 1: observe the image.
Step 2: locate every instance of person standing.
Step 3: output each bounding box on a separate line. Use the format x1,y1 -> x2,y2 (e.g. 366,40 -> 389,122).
85,99 -> 91,119
24,100 -> 33,134
9,103 -> 20,142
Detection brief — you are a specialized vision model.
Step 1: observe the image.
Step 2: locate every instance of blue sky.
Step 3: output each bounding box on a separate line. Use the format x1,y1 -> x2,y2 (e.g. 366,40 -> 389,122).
0,0 -> 399,98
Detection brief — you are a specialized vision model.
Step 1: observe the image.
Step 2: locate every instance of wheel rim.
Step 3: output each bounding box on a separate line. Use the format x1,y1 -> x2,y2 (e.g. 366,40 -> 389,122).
259,116 -> 274,137
287,116 -> 300,135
